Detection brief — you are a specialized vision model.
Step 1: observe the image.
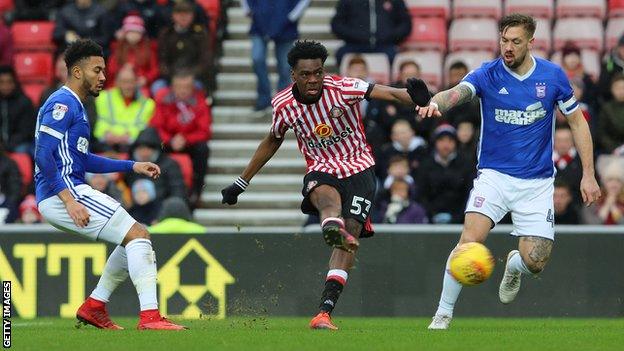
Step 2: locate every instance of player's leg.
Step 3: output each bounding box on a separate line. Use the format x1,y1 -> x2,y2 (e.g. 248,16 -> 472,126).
251,35 -> 271,110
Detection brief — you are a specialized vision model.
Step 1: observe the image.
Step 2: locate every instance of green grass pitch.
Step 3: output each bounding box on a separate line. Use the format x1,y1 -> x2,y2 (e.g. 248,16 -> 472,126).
10,317 -> 624,351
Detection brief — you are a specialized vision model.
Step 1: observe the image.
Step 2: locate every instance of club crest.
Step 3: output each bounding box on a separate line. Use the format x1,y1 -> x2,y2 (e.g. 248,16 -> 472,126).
535,83 -> 546,98
330,106 -> 344,118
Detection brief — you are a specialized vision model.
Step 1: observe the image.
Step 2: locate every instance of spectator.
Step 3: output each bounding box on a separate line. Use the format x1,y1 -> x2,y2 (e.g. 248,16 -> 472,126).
85,172 -> 132,208
12,0 -> 65,21
416,124 -> 474,224
599,34 -> 624,101
446,61 -> 468,88
110,0 -> 169,39
107,15 -> 160,91
345,56 -> 373,115
0,141 -> 21,223
150,71 -> 211,204
582,158 -> 624,225
17,194 -> 42,224
0,66 -> 36,154
560,42 -> 598,115
242,0 -> 309,112
553,180 -> 580,225
331,0 -> 411,66
373,178 -> 428,224
94,66 -> 156,153
443,61 -> 480,128
148,196 -> 206,234
155,1 -> 211,95
53,0 -> 111,52
553,125 -> 583,204
567,77 -> 594,126
598,74 -> 624,154
381,155 -> 415,190
456,120 -> 477,167
0,19 -> 13,66
128,178 -> 160,225
126,127 -> 187,203
376,119 -> 427,180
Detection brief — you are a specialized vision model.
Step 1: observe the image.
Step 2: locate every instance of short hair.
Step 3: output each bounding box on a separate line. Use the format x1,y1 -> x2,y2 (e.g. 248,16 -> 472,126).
555,124 -> 572,132
172,68 -> 195,81
388,155 -> 409,166
0,65 -> 16,78
399,60 -> 420,73
64,39 -> 103,71
347,55 -> 367,68
287,40 -> 328,68
554,178 -> 572,192
611,73 -> 624,86
449,61 -> 468,71
499,13 -> 536,38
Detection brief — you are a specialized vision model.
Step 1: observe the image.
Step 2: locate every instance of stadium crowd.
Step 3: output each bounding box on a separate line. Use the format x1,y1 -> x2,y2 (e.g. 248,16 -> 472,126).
0,0 -> 623,227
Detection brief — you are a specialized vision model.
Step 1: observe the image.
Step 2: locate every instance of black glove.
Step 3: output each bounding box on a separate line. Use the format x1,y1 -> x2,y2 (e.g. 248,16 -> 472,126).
221,177 -> 248,205
406,78 -> 432,106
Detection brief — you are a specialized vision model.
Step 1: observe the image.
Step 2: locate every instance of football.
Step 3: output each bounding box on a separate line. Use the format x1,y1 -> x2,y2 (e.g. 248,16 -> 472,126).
449,242 -> 495,286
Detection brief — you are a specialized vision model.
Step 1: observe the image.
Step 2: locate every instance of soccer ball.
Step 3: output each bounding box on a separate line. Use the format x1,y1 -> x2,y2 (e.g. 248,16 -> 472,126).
449,242 -> 495,286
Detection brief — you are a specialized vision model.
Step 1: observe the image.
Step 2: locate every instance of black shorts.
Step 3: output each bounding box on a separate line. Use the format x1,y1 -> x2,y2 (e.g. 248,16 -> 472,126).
301,167 -> 377,225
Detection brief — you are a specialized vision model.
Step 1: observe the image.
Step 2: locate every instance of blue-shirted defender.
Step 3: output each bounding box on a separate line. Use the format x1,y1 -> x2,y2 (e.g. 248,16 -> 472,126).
415,14 -> 602,330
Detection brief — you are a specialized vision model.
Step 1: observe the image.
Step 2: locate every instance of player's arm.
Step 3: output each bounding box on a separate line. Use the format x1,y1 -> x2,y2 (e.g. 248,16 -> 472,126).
85,153 -> 160,179
567,109 -> 602,206
368,78 -> 433,107
221,132 -> 284,205
417,84 -> 474,118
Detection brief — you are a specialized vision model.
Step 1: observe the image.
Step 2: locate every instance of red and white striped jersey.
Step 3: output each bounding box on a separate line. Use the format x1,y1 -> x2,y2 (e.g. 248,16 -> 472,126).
270,75 -> 376,179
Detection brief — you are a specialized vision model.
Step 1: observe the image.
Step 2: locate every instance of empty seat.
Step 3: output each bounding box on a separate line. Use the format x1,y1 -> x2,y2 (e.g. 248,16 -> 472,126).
453,0 -> 501,19
609,0 -> 624,17
404,0 -> 450,19
533,18 -> 552,53
14,52 -> 53,84
404,17 -> 447,52
553,18 -> 604,51
0,0 -> 13,13
606,18 -> 624,51
340,53 -> 390,85
444,50 -> 495,85
505,0 -> 554,19
22,83 -> 46,106
556,0 -> 606,19
449,18 -> 498,52
11,21 -> 55,51
169,153 -> 193,190
550,49 -> 601,80
393,51 -> 443,91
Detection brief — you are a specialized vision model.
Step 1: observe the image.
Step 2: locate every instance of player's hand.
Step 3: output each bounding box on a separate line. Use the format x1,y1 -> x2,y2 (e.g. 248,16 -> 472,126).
66,200 -> 90,228
406,78 -> 432,106
221,177 -> 248,205
133,162 -> 161,180
580,175 -> 601,206
416,102 -> 442,118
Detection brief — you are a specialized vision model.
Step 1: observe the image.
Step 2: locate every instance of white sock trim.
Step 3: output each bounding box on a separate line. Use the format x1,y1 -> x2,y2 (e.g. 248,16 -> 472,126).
508,251 -> 532,275
326,269 -> 348,281
322,217 -> 344,227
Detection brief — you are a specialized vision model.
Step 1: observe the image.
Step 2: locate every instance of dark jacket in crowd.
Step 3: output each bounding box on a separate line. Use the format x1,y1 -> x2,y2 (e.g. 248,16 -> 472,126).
244,0 -> 308,41
53,1 -> 111,49
157,24 -> 211,85
598,100 -> 624,153
331,0 -> 411,47
112,0 -> 169,39
555,204 -> 581,225
0,149 -> 21,223
0,86 -> 36,152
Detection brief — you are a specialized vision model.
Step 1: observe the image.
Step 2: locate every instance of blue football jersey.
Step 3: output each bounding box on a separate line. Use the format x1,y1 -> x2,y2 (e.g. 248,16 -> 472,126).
34,86 -> 91,202
460,56 -> 578,179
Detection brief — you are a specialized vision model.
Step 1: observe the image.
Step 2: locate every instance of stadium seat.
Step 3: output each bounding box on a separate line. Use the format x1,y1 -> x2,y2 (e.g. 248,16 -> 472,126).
7,152 -> 33,190
533,18 -> 552,53
609,0 -> 624,17
392,51 -> 443,91
404,0 -> 450,19
196,0 -> 220,35
550,49 -> 601,80
556,0 -> 606,19
22,83 -> 46,106
339,53 -> 390,85
606,18 -> 624,51
453,0 -> 501,20
553,18 -> 604,51
505,0 -> 554,19
13,52 -> 53,84
0,0 -> 13,13
443,50 -> 495,85
404,17 -> 447,52
169,153 -> 193,190
11,21 -> 55,52
448,18 -> 498,52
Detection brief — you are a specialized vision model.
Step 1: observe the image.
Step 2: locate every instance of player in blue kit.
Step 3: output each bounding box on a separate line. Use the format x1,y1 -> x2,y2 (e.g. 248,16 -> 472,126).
415,14 -> 602,329
34,39 -> 186,330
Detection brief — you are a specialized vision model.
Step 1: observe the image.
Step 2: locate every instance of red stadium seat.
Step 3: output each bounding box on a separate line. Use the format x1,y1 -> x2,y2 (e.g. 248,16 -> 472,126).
553,18 -> 604,51
169,153 -> 193,190
14,52 -> 53,84
609,0 -> 624,17
340,53 -> 390,85
453,0 -> 502,20
444,50 -> 495,85
556,0 -> 606,19
0,0 -> 13,13
505,0 -> 554,19
404,0 -> 450,19
606,18 -> 624,51
550,49 -> 601,81
449,18 -> 498,52
22,83 -> 46,106
404,17 -> 447,52
7,152 -> 33,189
533,18 -> 553,53
393,51 -> 443,92
11,21 -> 55,52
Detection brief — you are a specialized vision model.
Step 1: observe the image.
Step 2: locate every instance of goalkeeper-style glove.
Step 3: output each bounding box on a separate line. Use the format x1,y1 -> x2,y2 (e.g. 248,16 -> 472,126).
221,176 -> 248,205
406,78 -> 432,106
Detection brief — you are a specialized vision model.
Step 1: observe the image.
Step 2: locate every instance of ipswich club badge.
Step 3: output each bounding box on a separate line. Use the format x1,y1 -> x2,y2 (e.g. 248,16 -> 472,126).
535,83 -> 546,98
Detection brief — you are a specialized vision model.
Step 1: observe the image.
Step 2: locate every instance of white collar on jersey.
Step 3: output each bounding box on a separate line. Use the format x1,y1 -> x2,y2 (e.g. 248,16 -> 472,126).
501,55 -> 536,81
61,85 -> 85,109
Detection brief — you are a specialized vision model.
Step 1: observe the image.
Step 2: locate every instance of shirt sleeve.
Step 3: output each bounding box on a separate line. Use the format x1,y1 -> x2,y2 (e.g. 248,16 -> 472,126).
85,153 -> 135,173
38,100 -> 73,140
270,105 -> 291,139
459,66 -> 486,98
555,67 -> 579,116
340,77 -> 370,105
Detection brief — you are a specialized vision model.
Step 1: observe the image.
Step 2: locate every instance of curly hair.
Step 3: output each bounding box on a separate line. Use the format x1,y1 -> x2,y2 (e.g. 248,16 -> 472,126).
287,40 -> 328,68
64,39 -> 104,71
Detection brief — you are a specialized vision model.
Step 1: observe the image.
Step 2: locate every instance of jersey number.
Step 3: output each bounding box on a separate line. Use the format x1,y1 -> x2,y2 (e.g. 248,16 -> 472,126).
350,196 -> 371,217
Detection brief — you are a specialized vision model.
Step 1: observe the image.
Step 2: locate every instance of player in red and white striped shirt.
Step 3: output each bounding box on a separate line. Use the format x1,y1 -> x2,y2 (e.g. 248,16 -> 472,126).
221,40 -> 430,330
